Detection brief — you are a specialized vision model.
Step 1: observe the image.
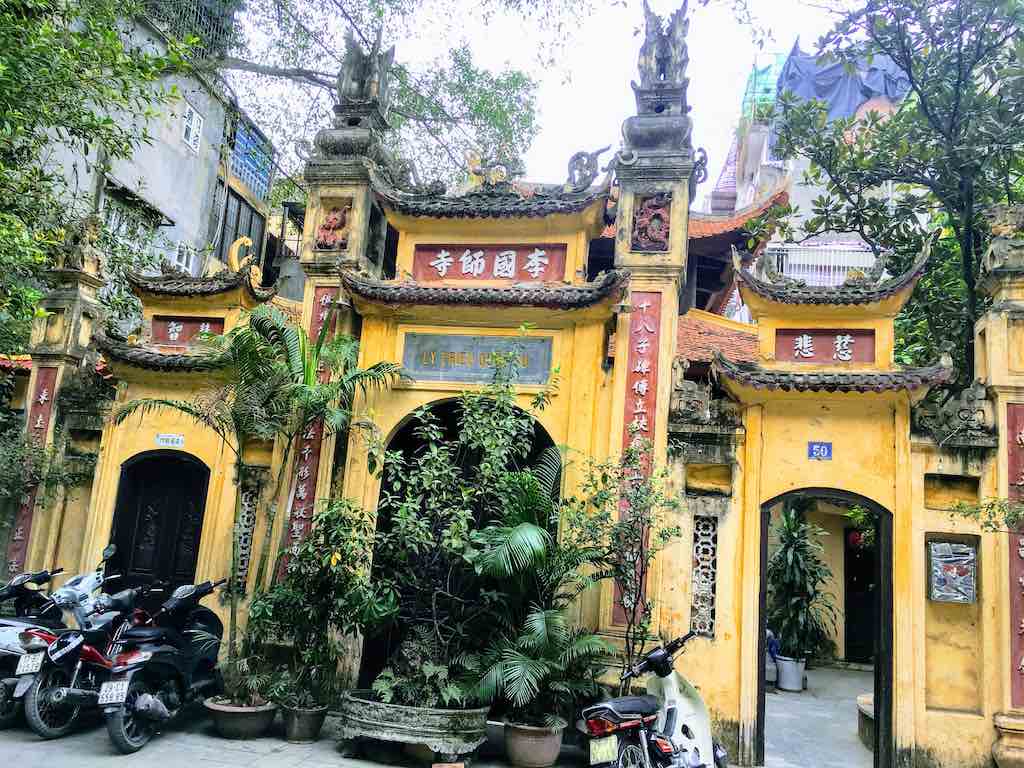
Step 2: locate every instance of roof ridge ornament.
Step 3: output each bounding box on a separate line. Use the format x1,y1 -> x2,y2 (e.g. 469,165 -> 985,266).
617,1 -> 694,181
564,146 -> 611,193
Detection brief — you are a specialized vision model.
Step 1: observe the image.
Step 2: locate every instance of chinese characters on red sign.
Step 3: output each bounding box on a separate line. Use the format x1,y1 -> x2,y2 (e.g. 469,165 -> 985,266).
152,316 -> 224,345
614,293 -> 662,626
7,366 -> 58,576
282,286 -> 337,559
774,329 -> 875,364
1008,405 -> 1024,707
622,292 -> 662,460
412,244 -> 567,283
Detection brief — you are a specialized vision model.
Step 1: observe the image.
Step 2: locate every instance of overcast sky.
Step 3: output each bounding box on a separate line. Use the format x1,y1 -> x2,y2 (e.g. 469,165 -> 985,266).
459,0 -> 838,209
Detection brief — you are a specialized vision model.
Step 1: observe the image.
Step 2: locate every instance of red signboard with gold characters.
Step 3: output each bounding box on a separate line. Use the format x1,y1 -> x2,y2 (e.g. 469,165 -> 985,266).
280,286 -> 338,564
614,292 -> 662,626
1009,404 -> 1024,707
412,244 -> 566,283
6,366 -> 58,576
774,328 -> 875,364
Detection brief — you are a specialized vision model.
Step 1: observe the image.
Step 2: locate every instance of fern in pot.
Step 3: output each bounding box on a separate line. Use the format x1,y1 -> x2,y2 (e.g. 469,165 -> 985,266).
766,506 -> 837,692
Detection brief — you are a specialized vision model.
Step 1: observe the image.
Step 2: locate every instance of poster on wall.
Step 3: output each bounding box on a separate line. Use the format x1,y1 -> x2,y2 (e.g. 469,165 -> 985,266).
927,540 -> 978,603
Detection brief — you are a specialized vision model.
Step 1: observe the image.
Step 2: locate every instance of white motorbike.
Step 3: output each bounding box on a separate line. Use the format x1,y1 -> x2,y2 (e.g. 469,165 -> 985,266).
580,632 -> 727,768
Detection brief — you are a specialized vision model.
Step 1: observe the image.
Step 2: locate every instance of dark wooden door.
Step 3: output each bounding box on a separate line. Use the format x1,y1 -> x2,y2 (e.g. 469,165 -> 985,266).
110,452 -> 209,589
844,526 -> 877,664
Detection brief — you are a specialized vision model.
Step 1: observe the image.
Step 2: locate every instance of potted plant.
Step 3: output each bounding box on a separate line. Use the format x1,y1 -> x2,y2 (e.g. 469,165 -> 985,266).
766,505 -> 837,692
266,667 -> 330,743
204,653 -> 278,738
113,304 -> 400,737
462,470 -> 613,767
249,500 -> 382,743
338,351 -> 556,759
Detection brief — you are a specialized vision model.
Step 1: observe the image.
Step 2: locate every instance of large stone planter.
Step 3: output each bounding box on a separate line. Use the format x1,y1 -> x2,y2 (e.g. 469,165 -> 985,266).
337,689 -> 489,758
204,698 -> 278,739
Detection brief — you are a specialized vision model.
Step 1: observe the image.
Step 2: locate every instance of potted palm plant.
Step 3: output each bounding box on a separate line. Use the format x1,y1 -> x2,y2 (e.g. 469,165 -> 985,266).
113,302 -> 400,737
464,470 -> 613,768
766,505 -> 837,692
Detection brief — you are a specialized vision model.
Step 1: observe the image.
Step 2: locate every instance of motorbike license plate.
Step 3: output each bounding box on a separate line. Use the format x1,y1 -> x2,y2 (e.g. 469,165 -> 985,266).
589,735 -> 619,765
98,680 -> 129,705
15,652 -> 43,676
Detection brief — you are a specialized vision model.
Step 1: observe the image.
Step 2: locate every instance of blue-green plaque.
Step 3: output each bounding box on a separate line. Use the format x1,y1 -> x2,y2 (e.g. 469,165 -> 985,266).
403,333 -> 553,384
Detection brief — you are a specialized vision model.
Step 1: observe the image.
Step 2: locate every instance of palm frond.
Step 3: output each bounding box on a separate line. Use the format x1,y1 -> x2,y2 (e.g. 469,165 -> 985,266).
474,522 -> 552,579
532,445 -> 563,501
520,607 -> 568,652
113,398 -> 235,451
499,647 -> 551,709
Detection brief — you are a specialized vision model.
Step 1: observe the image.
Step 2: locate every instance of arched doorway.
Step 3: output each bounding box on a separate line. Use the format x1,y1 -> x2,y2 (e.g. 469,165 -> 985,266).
757,488 -> 893,768
356,398 -> 559,687
108,450 -> 210,589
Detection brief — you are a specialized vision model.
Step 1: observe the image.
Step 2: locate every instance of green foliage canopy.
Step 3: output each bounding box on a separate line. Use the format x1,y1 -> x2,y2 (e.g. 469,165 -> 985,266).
0,0 -> 186,353
769,0 -> 1024,384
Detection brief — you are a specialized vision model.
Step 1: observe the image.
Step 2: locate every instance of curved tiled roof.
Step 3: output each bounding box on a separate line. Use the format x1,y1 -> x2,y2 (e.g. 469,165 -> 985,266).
127,265 -> 276,301
373,175 -> 607,220
712,353 -> 952,393
737,244 -> 929,306
689,187 -> 789,239
342,270 -> 629,310
96,334 -> 226,373
677,311 -> 757,363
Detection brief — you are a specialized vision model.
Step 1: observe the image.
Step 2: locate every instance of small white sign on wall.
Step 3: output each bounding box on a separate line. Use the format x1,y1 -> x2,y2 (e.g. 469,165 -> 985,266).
155,433 -> 185,449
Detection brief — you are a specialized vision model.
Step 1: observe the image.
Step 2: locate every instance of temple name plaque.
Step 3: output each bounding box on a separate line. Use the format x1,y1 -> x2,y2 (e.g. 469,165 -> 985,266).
403,333 -> 553,384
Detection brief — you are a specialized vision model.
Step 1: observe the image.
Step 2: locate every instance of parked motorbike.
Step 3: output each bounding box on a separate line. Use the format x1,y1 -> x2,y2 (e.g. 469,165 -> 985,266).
10,544 -> 124,738
580,633 -> 728,768
102,578 -> 226,753
0,567 -> 66,728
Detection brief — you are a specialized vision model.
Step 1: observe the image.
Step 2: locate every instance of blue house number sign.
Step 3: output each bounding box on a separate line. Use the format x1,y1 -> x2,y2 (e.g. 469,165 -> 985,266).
807,441 -> 833,461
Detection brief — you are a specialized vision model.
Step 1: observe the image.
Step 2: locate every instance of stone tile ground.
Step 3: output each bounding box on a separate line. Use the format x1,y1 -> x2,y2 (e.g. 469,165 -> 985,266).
764,666 -> 874,768
0,667 -> 872,767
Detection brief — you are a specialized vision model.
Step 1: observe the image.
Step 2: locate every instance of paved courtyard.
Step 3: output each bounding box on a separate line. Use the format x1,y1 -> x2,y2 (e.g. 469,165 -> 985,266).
0,668 -> 872,767
764,666 -> 873,768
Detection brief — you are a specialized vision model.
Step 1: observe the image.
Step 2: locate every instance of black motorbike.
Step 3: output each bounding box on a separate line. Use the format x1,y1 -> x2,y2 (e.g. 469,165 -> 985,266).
21,580 -> 163,739
101,578 -> 226,753
0,568 -> 65,728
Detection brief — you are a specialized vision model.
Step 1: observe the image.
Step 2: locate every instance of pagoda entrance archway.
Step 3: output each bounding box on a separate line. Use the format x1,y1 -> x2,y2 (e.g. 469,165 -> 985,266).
107,450 -> 210,590
756,488 -> 893,768
356,397 -> 560,687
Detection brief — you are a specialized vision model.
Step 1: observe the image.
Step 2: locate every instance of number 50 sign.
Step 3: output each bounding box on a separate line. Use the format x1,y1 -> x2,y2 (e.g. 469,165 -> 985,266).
807,441 -> 832,461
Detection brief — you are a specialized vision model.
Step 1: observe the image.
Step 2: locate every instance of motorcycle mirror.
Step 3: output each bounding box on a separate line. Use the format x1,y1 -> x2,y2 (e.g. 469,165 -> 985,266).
101,544 -> 117,562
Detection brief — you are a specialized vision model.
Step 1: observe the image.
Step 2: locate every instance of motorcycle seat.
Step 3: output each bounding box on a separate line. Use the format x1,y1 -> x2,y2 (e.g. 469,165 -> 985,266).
121,626 -> 175,644
602,695 -> 660,717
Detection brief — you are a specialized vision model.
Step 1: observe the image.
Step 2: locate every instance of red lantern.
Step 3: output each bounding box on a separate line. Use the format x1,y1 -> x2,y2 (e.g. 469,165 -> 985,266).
848,530 -> 864,549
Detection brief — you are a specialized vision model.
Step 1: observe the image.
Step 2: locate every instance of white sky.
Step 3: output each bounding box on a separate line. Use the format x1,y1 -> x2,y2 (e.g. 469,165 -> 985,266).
458,0 -> 837,209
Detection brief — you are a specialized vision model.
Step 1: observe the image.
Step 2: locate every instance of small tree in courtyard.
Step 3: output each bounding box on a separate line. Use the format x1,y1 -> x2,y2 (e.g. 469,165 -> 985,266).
560,433 -> 682,695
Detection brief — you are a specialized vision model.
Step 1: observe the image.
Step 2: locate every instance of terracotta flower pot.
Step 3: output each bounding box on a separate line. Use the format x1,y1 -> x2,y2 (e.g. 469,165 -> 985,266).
204,698 -> 278,739
505,721 -> 565,768
282,704 -> 328,743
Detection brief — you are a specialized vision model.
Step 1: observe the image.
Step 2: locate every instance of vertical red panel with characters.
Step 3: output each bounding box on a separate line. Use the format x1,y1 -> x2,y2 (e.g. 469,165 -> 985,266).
1009,404 -> 1024,708
281,287 -> 337,565
613,292 -> 662,625
6,366 -> 58,576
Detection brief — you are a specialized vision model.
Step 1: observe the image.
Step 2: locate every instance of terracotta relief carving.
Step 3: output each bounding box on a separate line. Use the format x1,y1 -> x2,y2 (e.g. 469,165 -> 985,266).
632,194 -> 671,252
315,202 -> 351,250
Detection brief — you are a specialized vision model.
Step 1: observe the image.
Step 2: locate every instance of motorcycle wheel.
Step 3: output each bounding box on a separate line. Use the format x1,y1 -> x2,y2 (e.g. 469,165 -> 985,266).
24,667 -> 80,739
0,689 -> 21,729
105,679 -> 156,754
617,739 -> 646,768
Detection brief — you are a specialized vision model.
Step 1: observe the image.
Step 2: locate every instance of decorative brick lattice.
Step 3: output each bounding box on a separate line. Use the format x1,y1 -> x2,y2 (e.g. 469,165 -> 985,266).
235,487 -> 260,591
690,515 -> 718,637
